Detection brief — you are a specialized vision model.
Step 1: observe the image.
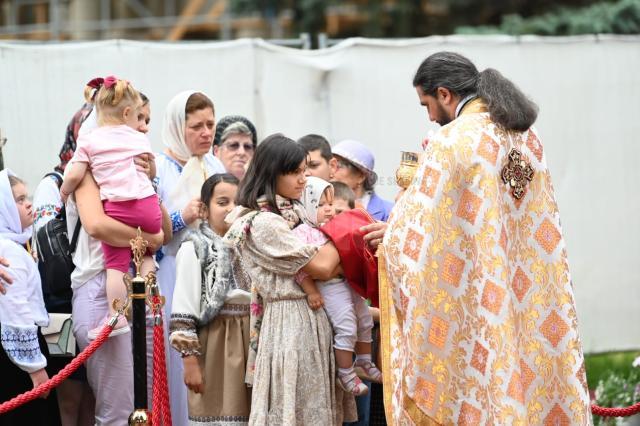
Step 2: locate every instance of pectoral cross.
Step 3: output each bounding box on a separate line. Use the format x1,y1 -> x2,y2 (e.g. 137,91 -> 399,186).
501,148 -> 534,200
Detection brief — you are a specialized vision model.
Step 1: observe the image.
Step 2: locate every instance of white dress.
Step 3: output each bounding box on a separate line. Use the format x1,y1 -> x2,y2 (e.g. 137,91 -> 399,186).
155,152 -> 225,426
0,239 -> 49,373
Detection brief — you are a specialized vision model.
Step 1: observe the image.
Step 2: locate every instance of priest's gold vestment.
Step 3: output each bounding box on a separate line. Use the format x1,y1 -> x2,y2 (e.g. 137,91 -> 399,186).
379,100 -> 592,425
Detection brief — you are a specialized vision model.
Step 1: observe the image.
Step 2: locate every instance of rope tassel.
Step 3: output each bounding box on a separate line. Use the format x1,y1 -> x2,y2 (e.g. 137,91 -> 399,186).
151,295 -> 172,426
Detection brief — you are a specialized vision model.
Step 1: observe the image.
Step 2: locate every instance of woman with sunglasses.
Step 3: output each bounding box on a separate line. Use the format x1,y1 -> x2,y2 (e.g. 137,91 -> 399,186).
213,115 -> 257,181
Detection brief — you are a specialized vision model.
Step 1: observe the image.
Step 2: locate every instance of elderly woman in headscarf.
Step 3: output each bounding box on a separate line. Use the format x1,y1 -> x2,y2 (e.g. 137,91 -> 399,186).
154,90 -> 225,425
212,115 -> 257,181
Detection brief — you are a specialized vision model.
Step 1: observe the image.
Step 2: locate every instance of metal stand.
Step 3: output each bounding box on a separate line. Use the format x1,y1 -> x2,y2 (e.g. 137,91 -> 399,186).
115,229 -> 161,426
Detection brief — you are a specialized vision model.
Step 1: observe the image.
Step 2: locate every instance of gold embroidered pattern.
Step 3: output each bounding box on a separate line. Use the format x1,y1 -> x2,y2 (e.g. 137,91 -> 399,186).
520,359 -> 535,392
526,131 -> 544,162
458,402 -> 482,426
470,341 -> 489,375
428,316 -> 449,349
507,371 -> 525,404
420,166 -> 441,198
535,218 -> 562,254
477,133 -> 500,165
540,310 -> 570,348
576,361 -> 589,395
501,148 -> 534,200
481,280 -> 506,316
511,267 -> 532,303
402,229 -> 424,262
415,378 -> 437,411
544,404 -> 571,426
499,226 -> 508,253
441,252 -> 465,287
456,189 -> 483,225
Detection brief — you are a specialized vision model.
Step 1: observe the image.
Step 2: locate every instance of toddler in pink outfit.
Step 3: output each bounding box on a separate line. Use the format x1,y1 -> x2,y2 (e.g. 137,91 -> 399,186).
60,76 -> 161,339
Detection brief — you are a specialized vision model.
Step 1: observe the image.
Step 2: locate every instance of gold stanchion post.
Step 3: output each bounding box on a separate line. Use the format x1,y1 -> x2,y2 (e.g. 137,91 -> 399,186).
123,229 -> 152,426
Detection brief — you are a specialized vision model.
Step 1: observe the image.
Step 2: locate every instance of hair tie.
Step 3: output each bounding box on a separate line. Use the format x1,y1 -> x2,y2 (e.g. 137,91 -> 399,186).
87,77 -> 104,89
104,75 -> 118,89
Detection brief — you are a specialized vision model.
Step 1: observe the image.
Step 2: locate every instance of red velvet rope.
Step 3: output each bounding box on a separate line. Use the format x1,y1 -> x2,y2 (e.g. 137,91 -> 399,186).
0,321 -> 113,414
592,402 -> 640,418
2,313 -> 638,421
150,295 -> 172,426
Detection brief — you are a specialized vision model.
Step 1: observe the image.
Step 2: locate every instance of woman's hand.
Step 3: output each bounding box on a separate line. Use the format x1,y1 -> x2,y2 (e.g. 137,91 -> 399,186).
181,197 -> 203,225
29,368 -> 50,398
307,291 -> 324,310
182,355 -> 204,394
0,256 -> 12,294
134,154 -> 153,179
361,222 -> 388,251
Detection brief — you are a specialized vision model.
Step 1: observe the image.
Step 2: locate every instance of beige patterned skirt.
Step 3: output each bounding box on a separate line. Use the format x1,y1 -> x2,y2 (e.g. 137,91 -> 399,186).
248,298 -> 356,425
189,305 -> 251,426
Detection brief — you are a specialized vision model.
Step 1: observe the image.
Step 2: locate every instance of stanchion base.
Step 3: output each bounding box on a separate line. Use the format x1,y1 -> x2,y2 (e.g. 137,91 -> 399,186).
128,408 -> 149,425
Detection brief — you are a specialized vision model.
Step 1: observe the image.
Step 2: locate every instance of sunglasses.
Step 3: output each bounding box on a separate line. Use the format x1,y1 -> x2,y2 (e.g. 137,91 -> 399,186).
221,141 -> 254,152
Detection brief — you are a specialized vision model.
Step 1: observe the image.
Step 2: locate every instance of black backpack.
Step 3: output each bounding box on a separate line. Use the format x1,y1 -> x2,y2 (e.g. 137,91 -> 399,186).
36,173 -> 81,298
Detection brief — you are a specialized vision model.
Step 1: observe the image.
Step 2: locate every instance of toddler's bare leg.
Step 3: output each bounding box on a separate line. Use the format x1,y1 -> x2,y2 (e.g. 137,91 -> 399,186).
141,255 -> 155,278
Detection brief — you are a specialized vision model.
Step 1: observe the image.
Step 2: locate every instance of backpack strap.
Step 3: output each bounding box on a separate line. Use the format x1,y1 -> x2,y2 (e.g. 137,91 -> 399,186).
62,204 -> 82,254
69,218 -> 81,253
44,172 -> 63,189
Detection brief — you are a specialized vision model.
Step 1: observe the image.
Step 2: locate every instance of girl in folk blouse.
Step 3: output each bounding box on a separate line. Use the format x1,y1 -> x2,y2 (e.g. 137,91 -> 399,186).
170,173 -> 252,426
0,171 -> 55,424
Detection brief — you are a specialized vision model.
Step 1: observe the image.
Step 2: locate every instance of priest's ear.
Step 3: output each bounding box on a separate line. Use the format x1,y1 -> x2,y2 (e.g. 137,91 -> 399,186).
436,87 -> 457,106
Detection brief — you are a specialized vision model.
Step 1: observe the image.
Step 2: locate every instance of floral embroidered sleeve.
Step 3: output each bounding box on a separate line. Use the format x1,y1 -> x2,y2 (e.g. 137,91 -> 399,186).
170,210 -> 187,234
32,175 -> 63,234
169,242 -> 202,357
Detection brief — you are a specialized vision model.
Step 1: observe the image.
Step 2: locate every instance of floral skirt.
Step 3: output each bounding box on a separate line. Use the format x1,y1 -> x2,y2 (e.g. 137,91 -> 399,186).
249,298 -> 356,425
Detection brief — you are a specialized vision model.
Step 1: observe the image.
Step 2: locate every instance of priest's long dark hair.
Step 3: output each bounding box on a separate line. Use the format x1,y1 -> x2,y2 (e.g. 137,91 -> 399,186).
236,133 -> 307,216
413,51 -> 538,131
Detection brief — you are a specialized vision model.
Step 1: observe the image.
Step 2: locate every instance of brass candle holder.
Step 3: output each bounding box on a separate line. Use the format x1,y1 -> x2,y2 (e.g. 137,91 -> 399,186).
395,151 -> 421,189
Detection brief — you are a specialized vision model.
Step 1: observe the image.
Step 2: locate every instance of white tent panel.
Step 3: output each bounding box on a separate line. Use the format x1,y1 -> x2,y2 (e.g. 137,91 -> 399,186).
1,36 -> 638,353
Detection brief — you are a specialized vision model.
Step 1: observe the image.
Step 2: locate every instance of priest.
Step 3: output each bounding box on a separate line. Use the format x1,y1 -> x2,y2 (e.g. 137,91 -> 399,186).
375,51 -> 592,425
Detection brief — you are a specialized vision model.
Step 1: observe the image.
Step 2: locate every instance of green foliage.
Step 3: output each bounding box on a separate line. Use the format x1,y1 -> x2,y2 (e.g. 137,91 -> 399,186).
593,366 -> 640,425
586,351 -> 639,388
456,0 -> 640,35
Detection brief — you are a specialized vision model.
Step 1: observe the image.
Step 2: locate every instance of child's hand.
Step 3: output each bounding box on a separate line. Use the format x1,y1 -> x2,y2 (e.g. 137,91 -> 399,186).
307,292 -> 324,310
60,187 -> 69,204
29,368 -> 50,399
183,355 -> 204,394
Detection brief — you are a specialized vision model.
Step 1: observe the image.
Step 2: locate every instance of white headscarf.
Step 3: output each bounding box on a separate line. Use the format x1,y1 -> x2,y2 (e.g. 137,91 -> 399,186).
162,90 -> 212,222
0,169 -> 32,244
301,176 -> 333,227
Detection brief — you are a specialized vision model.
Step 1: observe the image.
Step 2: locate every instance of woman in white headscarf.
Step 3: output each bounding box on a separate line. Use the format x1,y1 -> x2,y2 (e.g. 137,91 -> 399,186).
155,90 -> 225,425
0,170 -> 57,424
